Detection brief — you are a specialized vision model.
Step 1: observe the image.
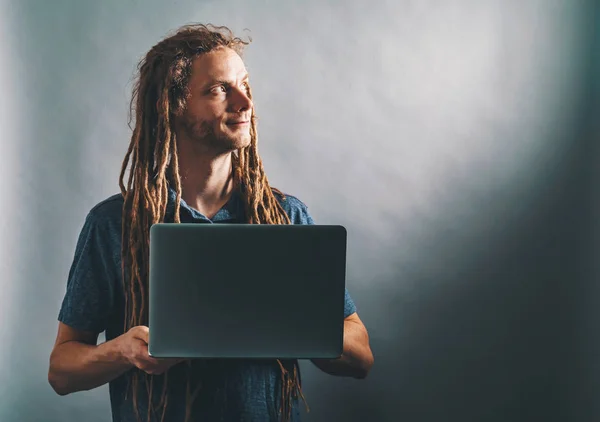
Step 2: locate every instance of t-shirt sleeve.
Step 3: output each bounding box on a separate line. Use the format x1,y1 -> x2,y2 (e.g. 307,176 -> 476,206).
343,287 -> 357,318
58,212 -> 117,334
295,200 -> 358,319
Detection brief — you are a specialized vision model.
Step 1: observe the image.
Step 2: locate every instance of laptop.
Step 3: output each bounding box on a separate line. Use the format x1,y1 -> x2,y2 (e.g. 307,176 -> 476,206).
148,223 -> 348,359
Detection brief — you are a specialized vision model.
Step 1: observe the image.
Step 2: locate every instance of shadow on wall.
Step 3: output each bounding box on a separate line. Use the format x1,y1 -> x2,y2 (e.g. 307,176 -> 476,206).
299,131 -> 588,422
570,3 -> 600,420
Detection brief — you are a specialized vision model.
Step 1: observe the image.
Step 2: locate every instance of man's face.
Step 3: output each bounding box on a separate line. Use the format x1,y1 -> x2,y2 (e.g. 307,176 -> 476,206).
176,47 -> 253,154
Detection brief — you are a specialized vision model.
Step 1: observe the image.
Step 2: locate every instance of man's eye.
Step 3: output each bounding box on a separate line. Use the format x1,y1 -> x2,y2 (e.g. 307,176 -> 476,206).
211,85 -> 227,94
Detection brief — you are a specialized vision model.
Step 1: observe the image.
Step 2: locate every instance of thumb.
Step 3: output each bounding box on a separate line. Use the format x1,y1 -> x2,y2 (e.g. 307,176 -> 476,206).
133,325 -> 150,344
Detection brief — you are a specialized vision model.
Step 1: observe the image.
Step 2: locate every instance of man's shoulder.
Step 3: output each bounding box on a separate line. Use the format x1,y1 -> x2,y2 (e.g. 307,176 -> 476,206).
272,190 -> 314,225
84,193 -> 124,230
274,190 -> 307,210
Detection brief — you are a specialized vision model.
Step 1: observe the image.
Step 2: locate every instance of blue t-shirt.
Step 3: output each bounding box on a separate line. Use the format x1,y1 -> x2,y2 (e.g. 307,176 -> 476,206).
58,188 -> 357,422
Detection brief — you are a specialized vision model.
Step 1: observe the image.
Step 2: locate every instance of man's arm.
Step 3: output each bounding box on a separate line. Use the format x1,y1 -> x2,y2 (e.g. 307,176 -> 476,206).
48,323 -> 132,395
311,312 -> 374,379
48,323 -> 182,396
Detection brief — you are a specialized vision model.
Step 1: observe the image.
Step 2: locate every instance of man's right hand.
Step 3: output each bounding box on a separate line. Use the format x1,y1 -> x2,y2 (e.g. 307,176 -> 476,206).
49,322 -> 187,396
117,326 -> 185,375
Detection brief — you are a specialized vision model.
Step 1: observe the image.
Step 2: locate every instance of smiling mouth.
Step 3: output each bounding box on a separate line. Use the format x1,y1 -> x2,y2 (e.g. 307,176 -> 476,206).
227,121 -> 249,125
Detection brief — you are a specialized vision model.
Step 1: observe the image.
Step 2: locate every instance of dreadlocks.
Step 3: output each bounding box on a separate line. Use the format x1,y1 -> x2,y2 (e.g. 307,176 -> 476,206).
118,23 -> 306,422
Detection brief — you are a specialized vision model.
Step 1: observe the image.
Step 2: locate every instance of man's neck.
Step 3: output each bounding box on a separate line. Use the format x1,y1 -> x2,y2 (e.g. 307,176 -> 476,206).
176,142 -> 236,219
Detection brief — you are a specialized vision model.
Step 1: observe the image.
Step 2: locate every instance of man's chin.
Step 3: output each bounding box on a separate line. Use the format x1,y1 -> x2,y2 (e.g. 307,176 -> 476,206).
231,135 -> 252,151
211,136 -> 251,154
239,136 -> 252,149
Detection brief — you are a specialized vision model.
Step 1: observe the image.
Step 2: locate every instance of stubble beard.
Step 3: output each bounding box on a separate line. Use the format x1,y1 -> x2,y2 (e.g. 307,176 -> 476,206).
182,116 -> 251,155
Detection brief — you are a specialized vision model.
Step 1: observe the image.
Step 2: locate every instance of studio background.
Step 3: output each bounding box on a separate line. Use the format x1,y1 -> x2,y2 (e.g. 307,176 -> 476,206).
0,0 -> 597,421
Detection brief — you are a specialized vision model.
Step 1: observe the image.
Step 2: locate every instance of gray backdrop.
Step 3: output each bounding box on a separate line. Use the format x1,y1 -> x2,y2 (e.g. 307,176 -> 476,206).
0,0 -> 598,421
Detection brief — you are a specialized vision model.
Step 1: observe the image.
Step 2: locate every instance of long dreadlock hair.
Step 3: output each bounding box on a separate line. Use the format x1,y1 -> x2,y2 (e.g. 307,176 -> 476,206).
118,23 -> 307,422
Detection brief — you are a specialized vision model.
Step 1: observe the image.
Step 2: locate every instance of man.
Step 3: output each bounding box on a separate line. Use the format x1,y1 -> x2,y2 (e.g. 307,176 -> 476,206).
48,24 -> 374,422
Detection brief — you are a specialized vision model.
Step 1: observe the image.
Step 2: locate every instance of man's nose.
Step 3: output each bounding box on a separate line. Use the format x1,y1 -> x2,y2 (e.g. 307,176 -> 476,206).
231,88 -> 253,113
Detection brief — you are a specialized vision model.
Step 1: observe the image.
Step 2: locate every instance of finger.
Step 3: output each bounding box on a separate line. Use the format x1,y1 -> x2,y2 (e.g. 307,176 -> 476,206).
148,357 -> 186,374
152,358 -> 185,371
134,345 -> 183,373
169,358 -> 187,367
133,326 -> 150,343
134,345 -> 162,367
140,360 -> 179,375
160,357 -> 186,365
135,356 -> 164,374
160,358 -> 186,371
139,365 -> 164,375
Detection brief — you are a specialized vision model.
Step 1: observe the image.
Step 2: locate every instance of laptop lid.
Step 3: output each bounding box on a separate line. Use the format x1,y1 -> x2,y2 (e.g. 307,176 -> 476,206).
148,223 -> 347,359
